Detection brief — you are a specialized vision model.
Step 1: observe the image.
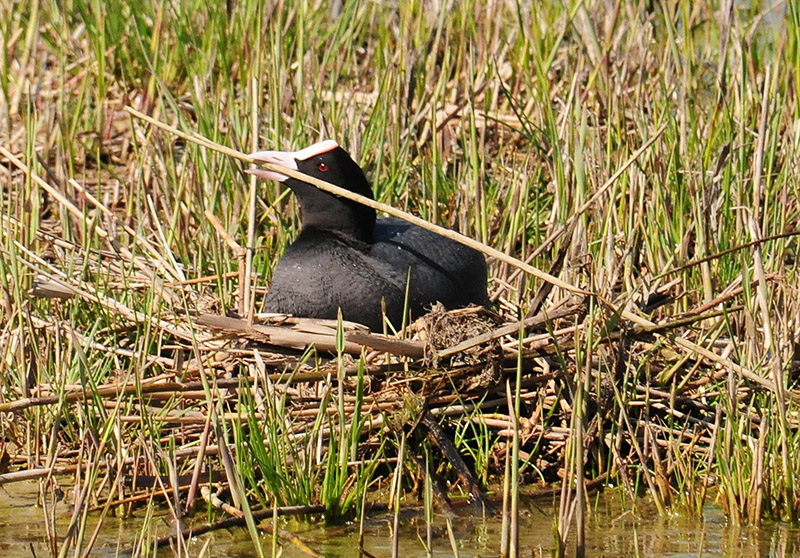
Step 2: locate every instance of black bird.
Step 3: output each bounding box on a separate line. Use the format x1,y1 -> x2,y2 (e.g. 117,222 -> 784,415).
248,140 -> 489,331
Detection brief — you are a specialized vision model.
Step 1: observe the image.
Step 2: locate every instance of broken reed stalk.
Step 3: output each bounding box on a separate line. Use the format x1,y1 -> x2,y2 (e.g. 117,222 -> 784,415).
123,106 -> 643,298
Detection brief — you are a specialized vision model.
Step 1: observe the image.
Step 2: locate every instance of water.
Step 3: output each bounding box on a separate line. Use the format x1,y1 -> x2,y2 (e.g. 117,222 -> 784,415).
2,481 -> 800,557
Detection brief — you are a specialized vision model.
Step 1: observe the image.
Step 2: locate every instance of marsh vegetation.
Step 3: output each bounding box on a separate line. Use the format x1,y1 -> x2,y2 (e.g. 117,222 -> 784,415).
0,0 -> 798,556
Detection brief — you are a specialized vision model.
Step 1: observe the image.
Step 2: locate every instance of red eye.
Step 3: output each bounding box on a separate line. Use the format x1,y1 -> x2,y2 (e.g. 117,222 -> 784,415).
317,162 -> 328,171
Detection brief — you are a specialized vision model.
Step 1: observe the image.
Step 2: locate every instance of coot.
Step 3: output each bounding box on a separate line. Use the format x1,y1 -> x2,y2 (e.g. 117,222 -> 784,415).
247,140 -> 489,330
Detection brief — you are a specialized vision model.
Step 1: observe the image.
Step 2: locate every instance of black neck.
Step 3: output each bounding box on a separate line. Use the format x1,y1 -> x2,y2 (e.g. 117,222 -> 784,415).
287,180 -> 376,243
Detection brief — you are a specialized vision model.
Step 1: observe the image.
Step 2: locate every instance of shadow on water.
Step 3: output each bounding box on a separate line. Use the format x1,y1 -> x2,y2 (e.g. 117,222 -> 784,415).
2,481 -> 800,557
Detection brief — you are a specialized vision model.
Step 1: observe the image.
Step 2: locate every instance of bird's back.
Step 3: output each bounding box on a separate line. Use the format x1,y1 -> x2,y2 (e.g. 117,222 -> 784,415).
371,217 -> 490,312
263,229 -> 407,330
264,221 -> 489,330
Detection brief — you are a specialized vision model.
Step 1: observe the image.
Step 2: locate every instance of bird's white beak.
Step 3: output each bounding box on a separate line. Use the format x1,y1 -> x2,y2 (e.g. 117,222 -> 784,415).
246,150 -> 297,182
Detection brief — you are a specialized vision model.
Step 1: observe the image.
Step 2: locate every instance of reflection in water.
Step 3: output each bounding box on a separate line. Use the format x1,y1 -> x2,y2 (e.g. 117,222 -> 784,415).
2,481 -> 799,557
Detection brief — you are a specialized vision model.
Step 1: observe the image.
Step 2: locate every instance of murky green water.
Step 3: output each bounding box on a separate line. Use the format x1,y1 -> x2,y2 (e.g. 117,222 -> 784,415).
2,481 -> 799,557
